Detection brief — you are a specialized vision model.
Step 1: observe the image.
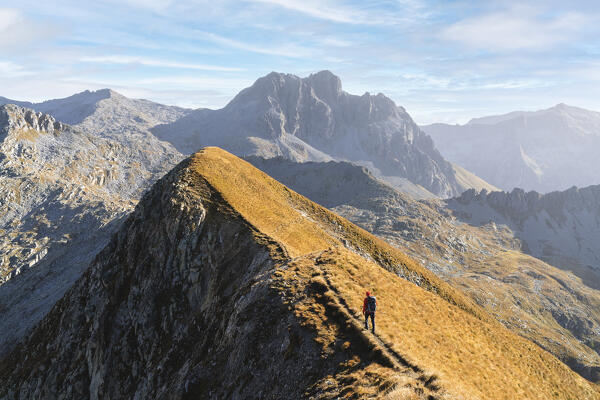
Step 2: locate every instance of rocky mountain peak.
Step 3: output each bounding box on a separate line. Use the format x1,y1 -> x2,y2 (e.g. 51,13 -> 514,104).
153,71 -> 494,198
65,88 -> 114,102
0,104 -> 66,139
554,102 -> 569,110
305,69 -> 342,101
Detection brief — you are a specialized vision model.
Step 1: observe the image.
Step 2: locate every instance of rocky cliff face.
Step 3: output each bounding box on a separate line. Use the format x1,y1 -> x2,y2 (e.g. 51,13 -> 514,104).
422,104 -> 600,193
0,104 -> 181,356
2,148 -> 596,400
246,156 -> 600,382
448,186 -> 600,288
0,160 -> 317,399
153,71 -> 495,198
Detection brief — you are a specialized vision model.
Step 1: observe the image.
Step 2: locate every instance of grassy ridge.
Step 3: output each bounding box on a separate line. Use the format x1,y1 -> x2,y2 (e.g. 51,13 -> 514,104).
190,148 -> 486,320
190,147 -> 599,399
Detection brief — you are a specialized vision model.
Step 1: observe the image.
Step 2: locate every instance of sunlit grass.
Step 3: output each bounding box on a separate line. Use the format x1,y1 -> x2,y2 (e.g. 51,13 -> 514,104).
190,147 -> 599,399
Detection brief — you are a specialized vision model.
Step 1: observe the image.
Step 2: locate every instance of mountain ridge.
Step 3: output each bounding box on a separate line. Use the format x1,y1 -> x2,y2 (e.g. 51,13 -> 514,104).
448,185 -> 600,288
2,147 -> 595,399
244,155 -> 600,381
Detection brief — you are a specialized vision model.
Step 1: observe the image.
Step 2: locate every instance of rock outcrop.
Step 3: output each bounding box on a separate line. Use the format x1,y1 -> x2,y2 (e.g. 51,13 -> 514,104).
0,104 -> 181,356
448,185 -> 600,288
152,71 -> 495,198
1,148 -> 596,400
422,104 -> 600,193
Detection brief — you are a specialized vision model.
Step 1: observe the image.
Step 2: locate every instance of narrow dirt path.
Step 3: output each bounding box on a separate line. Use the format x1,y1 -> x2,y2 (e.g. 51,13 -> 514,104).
313,256 -> 443,399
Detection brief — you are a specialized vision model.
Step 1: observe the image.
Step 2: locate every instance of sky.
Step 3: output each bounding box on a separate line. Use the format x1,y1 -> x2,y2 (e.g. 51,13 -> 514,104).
1,0 -> 599,124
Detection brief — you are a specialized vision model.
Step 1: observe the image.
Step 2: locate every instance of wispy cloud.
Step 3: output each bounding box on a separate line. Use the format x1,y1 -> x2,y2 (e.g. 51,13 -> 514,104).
0,8 -> 20,30
79,55 -> 244,71
441,7 -> 591,51
0,8 -> 60,49
245,0 -> 399,25
117,0 -> 175,12
2,1 -> 600,123
196,31 -> 314,58
0,61 -> 33,78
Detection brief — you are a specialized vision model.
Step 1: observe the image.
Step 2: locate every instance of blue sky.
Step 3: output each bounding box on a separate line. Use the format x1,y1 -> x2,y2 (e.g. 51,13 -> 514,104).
1,0 -> 599,123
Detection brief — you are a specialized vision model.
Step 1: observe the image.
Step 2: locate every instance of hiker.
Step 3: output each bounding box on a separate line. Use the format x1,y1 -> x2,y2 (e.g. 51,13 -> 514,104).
362,291 -> 377,333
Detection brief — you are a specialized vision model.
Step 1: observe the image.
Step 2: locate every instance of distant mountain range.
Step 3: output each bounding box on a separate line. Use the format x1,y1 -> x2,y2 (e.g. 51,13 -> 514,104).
151,70 -> 496,198
422,104 -> 600,193
0,89 -> 189,136
1,75 -> 497,199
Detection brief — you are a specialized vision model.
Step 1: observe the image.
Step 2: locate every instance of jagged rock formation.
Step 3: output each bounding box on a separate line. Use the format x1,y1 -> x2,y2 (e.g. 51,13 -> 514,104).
422,104 -> 600,193
448,186 -> 600,288
246,156 -> 600,382
0,104 -> 181,356
152,71 -> 496,198
1,148 -> 596,399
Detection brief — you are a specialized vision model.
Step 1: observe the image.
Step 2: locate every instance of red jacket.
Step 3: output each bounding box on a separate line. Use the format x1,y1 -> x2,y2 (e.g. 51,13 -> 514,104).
363,295 -> 377,314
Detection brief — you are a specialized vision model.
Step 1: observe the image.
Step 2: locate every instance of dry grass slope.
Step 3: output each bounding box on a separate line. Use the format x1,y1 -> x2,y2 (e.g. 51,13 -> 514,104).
188,147 -> 599,399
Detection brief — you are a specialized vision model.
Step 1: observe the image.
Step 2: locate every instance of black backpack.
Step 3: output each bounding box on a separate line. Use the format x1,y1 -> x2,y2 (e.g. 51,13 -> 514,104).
367,295 -> 377,313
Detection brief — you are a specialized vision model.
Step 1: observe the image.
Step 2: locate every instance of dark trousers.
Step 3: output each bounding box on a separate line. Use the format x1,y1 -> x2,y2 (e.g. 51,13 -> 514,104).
364,312 -> 375,332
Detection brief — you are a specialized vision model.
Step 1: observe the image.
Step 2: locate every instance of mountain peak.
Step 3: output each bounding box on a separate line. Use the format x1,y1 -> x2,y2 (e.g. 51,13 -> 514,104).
59,88 -> 118,104
156,70 -> 473,197
305,70 -> 342,99
241,70 -> 344,102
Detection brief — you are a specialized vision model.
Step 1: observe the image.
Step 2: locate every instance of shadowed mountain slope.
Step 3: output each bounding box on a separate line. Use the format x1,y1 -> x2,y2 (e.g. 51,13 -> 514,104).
0,104 -> 181,357
1,147 -> 597,399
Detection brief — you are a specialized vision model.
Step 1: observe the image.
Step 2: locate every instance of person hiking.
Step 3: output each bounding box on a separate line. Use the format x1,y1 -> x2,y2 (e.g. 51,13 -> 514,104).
363,291 -> 377,333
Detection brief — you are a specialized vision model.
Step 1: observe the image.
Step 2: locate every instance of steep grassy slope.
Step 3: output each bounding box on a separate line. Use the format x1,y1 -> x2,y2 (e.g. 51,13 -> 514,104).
245,155 -> 600,382
1,148 -> 597,399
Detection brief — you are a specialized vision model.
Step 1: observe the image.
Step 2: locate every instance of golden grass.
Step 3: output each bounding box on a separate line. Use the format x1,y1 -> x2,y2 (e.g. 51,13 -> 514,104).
314,248 -> 599,400
15,128 -> 41,142
189,148 -> 337,256
190,148 -> 486,321
189,147 -> 600,400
